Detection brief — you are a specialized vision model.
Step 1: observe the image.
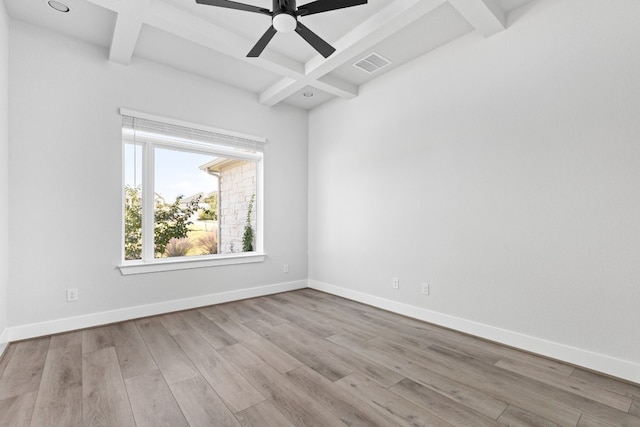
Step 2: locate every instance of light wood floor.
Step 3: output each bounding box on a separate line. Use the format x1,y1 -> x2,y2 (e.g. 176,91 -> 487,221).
0,289 -> 638,426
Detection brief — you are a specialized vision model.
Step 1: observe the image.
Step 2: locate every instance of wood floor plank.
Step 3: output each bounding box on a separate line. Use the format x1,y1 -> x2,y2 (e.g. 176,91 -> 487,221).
293,288 -> 337,303
245,319 -> 353,382
253,298 -> 338,338
336,372 -> 454,427
82,325 -> 115,354
82,347 -> 136,427
576,414 -> 619,427
235,401 -> 295,427
50,331 -> 82,349
312,289 -> 576,379
486,347 -> 575,379
179,309 -> 237,349
571,369 -> 640,401
264,293 -> 354,337
125,370 -> 189,427
30,343 -> 82,427
282,297 -> 379,342
217,300 -> 266,324
197,306 -> 252,339
497,405 -> 562,426
105,321 -> 157,379
274,294 -> 358,337
0,344 -> 15,379
495,357 -> 632,412
314,300 -> 428,349
242,298 -> 290,325
421,324 -> 577,379
389,378 -> 503,427
276,320 -> 404,387
0,337 -> 50,400
170,376 -> 241,427
199,306 -> 304,374
630,400 -> 640,418
172,329 -> 265,413
293,291 -> 383,322
328,333 -> 510,420
217,343 -> 346,427
344,301 -> 498,358
422,344 -> 640,427
239,298 -> 287,325
135,317 -> 199,385
0,391 -> 37,426
285,366 -> 400,426
264,292 -> 289,304
363,336 -> 581,425
159,312 -> 195,336
279,291 -> 374,332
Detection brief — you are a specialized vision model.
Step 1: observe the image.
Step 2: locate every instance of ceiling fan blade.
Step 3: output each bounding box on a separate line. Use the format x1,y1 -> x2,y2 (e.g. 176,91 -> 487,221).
247,26 -> 278,57
195,0 -> 271,15
295,22 -> 336,58
296,0 -> 367,16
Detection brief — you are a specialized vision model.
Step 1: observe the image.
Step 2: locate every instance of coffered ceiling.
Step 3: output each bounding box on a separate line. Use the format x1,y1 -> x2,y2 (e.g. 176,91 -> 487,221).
4,0 -> 534,109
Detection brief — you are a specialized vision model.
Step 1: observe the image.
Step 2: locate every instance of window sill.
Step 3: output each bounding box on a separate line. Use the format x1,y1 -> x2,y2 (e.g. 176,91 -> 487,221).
118,252 -> 266,275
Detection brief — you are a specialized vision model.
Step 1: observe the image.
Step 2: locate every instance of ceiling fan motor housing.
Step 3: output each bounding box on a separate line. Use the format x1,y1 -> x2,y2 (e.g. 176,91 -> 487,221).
272,0 -> 297,32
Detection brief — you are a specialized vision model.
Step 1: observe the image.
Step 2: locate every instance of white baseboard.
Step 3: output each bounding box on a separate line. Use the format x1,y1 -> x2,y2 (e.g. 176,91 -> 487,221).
5,278 -> 639,384
7,280 -> 307,342
308,280 -> 640,385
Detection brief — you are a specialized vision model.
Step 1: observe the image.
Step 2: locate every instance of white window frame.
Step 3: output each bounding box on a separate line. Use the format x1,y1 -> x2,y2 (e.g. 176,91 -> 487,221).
119,109 -> 265,275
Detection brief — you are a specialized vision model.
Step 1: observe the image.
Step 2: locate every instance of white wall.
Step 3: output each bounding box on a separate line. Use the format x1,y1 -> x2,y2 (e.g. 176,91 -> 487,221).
309,0 -> 640,382
7,21 -> 308,335
0,0 -> 9,353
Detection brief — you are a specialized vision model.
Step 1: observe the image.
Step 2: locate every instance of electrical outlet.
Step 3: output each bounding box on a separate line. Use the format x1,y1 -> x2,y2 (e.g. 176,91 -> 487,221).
421,283 -> 429,295
392,277 -> 399,289
66,288 -> 78,302
283,264 -> 289,273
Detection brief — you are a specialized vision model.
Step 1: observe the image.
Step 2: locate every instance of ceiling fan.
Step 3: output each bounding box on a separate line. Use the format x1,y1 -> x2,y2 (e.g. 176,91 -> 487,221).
195,0 -> 368,58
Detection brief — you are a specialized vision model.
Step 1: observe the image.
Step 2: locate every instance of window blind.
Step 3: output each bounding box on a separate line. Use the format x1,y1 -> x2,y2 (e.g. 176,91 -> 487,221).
121,109 -> 266,153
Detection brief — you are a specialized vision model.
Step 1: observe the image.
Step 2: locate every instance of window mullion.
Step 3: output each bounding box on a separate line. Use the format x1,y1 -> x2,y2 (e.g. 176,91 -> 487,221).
141,142 -> 155,261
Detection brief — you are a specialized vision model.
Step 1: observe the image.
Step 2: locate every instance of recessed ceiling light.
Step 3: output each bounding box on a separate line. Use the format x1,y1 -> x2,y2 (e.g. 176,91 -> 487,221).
47,0 -> 71,13
303,92 -> 314,97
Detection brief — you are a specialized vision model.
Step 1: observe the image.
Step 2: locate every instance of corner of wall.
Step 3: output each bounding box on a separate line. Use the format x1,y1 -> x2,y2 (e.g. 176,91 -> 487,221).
0,0 -> 11,351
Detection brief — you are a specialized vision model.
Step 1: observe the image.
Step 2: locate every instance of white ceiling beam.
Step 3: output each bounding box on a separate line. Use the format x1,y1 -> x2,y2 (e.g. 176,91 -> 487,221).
259,0 -> 448,107
86,0 -> 120,12
307,0 -> 448,77
448,0 -> 506,37
259,78 -> 300,105
258,73 -> 358,105
145,1 -> 308,79
88,0 -> 358,106
108,0 -> 150,65
314,75 -> 358,99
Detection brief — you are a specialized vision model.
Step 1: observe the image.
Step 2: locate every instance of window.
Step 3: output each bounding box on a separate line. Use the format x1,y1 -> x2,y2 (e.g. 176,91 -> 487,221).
120,109 -> 265,275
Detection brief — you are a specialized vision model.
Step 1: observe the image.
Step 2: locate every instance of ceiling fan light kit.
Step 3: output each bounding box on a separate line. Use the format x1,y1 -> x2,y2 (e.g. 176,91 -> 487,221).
195,0 -> 368,58
272,12 -> 297,33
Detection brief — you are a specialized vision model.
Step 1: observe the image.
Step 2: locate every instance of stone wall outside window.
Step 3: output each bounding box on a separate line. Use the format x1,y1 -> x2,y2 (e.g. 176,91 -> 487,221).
219,160 -> 256,253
